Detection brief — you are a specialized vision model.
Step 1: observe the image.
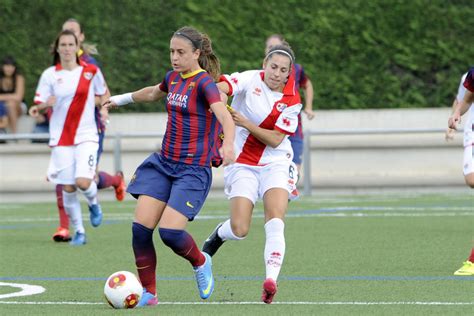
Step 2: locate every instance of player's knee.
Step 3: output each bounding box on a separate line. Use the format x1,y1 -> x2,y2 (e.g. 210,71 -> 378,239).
465,174 -> 474,188
75,178 -> 92,190
230,222 -> 249,238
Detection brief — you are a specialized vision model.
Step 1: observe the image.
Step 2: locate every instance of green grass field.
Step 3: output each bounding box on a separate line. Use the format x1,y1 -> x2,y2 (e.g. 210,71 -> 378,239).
0,192 -> 473,315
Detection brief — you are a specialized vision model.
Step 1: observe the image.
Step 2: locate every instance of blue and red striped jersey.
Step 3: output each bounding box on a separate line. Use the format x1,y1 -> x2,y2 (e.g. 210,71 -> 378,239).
464,67 -> 474,92
159,69 -> 222,166
291,63 -> 309,140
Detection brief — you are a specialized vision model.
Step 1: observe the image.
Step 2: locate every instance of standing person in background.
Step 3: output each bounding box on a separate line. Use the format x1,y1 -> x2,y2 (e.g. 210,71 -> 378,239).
103,26 -> 235,306
447,68 -> 474,276
30,30 -> 109,245
48,18 -> 125,242
202,44 -> 301,304
265,34 -> 314,175
0,56 -> 26,134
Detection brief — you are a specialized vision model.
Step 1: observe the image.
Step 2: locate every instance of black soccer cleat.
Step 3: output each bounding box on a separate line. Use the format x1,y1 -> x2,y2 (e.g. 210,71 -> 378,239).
202,222 -> 225,257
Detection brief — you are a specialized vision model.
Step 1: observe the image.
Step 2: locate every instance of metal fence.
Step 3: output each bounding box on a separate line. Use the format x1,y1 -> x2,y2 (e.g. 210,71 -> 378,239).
0,127 -> 452,196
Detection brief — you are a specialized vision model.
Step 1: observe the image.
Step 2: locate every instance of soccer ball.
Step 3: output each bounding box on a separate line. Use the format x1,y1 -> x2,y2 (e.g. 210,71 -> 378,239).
104,271 -> 143,309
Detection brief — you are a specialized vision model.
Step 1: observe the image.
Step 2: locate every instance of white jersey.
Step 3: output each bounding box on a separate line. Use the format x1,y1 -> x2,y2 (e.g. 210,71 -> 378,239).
222,70 -> 302,166
456,73 -> 474,130
34,63 -> 107,147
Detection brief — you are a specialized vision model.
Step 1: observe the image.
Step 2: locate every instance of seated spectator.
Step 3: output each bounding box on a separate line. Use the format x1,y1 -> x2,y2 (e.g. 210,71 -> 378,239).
0,56 -> 26,134
0,101 -> 7,143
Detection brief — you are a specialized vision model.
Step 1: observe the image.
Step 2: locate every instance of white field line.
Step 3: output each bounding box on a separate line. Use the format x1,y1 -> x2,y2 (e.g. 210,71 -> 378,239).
0,300 -> 473,306
0,282 -> 45,299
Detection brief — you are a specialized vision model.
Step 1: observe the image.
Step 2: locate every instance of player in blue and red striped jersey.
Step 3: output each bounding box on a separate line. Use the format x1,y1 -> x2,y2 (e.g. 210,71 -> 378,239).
104,26 -> 235,306
448,68 -> 474,276
265,34 -> 315,175
49,19 -> 126,243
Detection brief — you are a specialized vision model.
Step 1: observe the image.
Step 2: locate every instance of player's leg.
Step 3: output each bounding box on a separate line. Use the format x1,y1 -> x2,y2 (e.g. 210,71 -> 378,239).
259,161 -> 295,304
52,184 -> 71,242
97,170 -> 126,201
454,247 -> 474,276
202,164 -> 257,256
161,165 -> 215,299
74,142 -> 102,227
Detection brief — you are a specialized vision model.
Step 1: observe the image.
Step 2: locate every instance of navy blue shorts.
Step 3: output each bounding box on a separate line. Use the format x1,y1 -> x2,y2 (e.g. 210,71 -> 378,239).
126,153 -> 212,220
289,137 -> 303,165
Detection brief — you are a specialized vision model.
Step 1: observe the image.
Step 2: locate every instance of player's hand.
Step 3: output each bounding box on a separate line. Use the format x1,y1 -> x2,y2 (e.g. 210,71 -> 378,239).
100,106 -> 110,125
28,105 -> 39,117
448,111 -> 461,130
102,98 -> 118,110
445,128 -> 456,141
304,108 -> 315,120
219,141 -> 235,167
230,110 -> 248,128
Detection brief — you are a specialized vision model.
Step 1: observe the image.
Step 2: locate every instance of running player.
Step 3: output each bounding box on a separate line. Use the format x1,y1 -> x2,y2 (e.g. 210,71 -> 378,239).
265,34 -> 314,174
103,26 -> 235,305
202,44 -> 301,304
30,30 -> 109,245
447,68 -> 474,276
50,18 -> 125,242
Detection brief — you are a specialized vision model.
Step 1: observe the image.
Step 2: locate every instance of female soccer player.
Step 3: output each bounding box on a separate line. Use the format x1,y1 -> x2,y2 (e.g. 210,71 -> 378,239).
448,68 -> 474,276
202,44 -> 301,304
265,34 -> 314,174
30,30 -> 108,245
103,26 -> 235,305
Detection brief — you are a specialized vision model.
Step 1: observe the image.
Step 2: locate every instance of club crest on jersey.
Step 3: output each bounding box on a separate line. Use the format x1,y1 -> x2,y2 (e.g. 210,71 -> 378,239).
276,102 -> 287,112
83,72 -> 93,80
188,82 -> 196,90
253,87 -> 262,96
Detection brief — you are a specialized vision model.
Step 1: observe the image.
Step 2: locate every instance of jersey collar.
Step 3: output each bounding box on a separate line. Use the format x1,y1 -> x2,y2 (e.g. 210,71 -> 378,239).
180,68 -> 205,79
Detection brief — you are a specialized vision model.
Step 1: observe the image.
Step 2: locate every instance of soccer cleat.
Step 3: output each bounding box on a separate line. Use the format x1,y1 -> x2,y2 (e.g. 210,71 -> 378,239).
202,222 -> 225,257
69,232 -> 86,246
52,227 -> 71,242
193,252 -> 214,299
88,204 -> 103,227
137,289 -> 158,307
454,261 -> 474,276
114,171 -> 126,202
261,278 -> 277,304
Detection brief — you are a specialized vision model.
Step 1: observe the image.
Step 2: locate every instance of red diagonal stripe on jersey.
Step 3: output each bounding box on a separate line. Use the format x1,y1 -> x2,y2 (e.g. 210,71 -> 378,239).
58,66 -> 96,146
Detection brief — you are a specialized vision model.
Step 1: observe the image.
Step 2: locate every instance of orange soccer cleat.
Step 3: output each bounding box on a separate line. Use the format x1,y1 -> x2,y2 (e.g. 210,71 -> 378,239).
52,227 -> 71,242
114,171 -> 126,202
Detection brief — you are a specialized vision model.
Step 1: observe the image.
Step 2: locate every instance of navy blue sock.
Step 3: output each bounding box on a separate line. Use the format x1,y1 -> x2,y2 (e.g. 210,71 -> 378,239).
132,222 -> 156,295
159,227 -> 205,267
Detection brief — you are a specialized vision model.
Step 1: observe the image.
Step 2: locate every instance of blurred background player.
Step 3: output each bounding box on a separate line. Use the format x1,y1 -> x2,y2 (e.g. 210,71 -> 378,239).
0,56 -> 26,134
265,34 -> 314,175
50,18 -> 125,242
103,26 -> 235,306
202,45 -> 301,304
30,30 -> 109,245
447,68 -> 474,276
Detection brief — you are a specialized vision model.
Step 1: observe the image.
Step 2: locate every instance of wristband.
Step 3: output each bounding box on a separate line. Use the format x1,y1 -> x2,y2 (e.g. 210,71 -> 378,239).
110,93 -> 134,106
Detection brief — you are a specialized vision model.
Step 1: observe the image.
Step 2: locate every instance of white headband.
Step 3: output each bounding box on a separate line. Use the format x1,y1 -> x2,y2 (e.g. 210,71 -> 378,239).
265,49 -> 294,63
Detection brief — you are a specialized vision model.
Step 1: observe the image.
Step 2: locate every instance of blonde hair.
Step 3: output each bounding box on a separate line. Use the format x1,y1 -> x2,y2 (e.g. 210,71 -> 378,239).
173,26 -> 221,81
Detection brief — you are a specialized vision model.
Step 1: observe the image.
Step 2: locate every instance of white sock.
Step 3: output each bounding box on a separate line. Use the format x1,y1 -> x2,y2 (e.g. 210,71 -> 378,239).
79,181 -> 98,206
218,219 -> 245,241
62,190 -> 85,234
264,218 -> 285,281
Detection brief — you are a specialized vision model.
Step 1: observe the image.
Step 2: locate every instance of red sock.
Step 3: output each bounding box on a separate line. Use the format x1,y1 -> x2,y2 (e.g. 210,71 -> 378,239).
468,248 -> 474,262
56,184 -> 69,229
97,171 -> 121,189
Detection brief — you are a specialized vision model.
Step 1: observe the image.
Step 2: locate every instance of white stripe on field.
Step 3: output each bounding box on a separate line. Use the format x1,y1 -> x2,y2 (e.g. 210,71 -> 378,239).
0,300 -> 473,306
0,282 -> 45,299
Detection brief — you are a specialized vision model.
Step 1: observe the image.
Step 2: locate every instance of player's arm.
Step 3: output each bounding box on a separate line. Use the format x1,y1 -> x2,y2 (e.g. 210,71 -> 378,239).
29,96 -> 56,117
231,110 -> 286,148
448,90 -> 474,129
210,101 -> 235,166
102,84 -> 166,109
301,78 -> 315,120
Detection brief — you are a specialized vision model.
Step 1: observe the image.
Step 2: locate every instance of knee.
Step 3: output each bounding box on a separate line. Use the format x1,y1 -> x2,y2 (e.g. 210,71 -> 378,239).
465,174 -> 474,189
231,222 -> 249,238
75,178 -> 91,190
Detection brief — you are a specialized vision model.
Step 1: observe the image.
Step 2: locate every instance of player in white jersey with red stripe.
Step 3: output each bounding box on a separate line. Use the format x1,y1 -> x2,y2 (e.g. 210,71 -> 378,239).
30,30 -> 108,246
448,68 -> 474,276
202,44 -> 302,304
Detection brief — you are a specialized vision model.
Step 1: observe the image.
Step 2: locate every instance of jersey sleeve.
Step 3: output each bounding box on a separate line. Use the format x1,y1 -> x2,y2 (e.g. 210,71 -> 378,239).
93,68 -> 107,96
158,71 -> 172,93
200,77 -> 221,106
33,69 -> 53,105
275,102 -> 303,135
220,70 -> 256,96
463,68 -> 474,93
298,65 -> 309,88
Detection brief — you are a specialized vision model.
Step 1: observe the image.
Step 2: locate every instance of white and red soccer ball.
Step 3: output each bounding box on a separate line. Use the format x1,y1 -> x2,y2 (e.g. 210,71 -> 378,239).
104,271 -> 142,309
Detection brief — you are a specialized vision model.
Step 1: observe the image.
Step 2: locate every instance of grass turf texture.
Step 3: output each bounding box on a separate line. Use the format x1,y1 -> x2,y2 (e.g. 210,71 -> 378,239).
0,193 -> 473,315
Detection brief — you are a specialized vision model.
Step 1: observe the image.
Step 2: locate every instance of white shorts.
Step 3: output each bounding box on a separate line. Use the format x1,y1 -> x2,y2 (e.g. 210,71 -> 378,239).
223,160 -> 298,204
463,128 -> 474,176
47,142 -> 98,185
